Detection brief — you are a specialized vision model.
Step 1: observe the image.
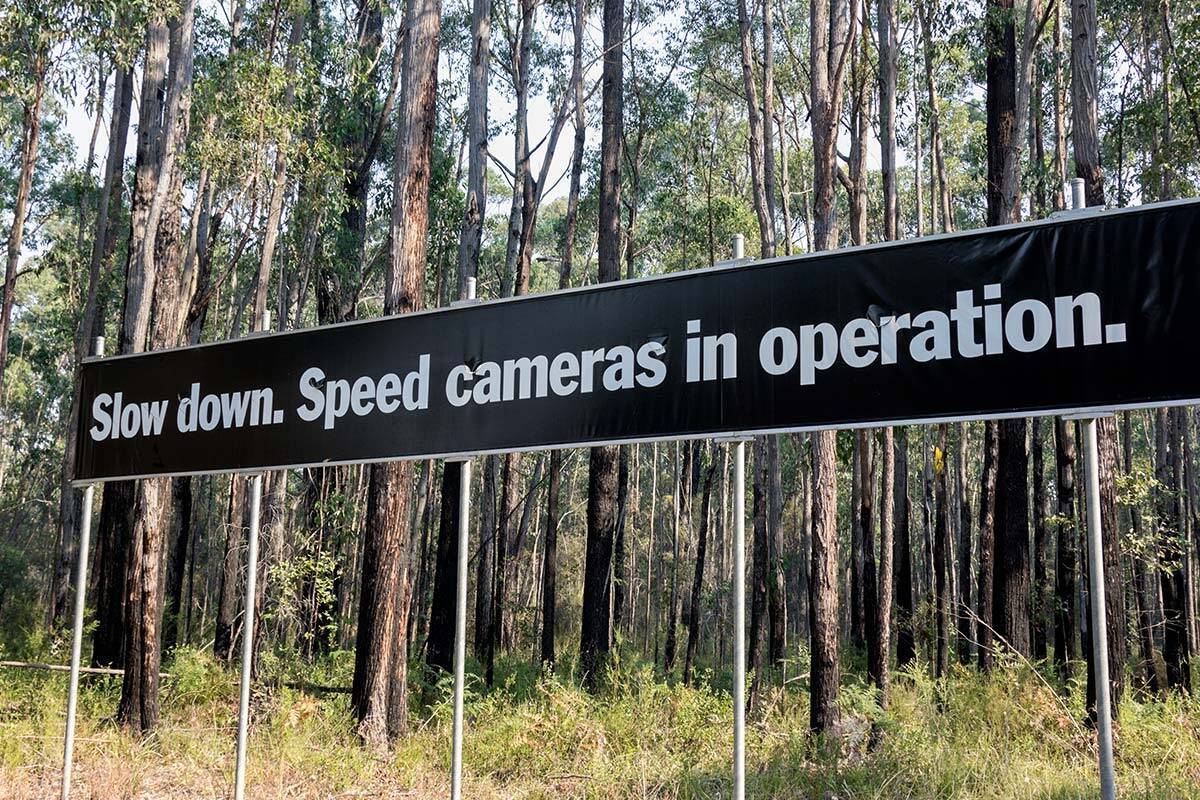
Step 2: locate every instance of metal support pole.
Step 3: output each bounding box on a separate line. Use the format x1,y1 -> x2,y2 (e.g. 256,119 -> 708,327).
732,439 -> 746,800
450,274 -> 477,800
233,313 -> 270,800
1071,177 -> 1087,210
62,336 -> 103,800
1081,418 -> 1117,800
727,234 -> 747,800
450,457 -> 472,800
1066,182 -> 1115,799
233,472 -> 263,800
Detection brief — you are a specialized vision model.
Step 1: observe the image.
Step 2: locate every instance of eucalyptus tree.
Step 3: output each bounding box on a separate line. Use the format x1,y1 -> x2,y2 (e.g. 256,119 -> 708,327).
1072,0 -> 1130,714
353,0 -> 444,746
807,0 -> 855,737
0,0 -> 80,400
580,0 -> 624,690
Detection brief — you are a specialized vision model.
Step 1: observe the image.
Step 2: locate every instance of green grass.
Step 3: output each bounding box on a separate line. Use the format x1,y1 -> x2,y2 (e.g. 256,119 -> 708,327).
0,647 -> 1197,799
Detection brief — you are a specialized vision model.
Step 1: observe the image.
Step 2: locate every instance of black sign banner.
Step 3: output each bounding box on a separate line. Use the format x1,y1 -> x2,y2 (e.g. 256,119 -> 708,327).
74,199 -> 1200,483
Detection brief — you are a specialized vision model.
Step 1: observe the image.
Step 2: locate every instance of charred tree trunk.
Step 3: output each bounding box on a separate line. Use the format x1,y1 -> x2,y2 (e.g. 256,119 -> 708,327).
895,428 -> 916,668
1085,415 -> 1128,716
861,432 -> 881,687
1054,417 -> 1079,670
749,442 -> 769,697
1162,408 -> 1192,690
684,462 -> 716,684
1033,417 -> 1051,660
992,418 -> 1031,657
162,477 -> 193,653
612,447 -> 632,640
541,450 -> 561,666
956,424 -> 974,663
214,478 -> 245,661
665,446 -> 690,675
579,0 -> 624,690
934,424 -> 951,677
425,464 -> 460,673
977,421 -> 999,668
475,456 -> 497,666
850,437 -> 865,650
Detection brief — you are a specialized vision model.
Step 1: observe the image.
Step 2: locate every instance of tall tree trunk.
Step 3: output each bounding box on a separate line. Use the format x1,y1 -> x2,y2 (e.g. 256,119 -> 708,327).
749,441 -> 768,699
92,10 -> 181,673
251,10 -> 304,325
353,0 -> 442,745
874,427 -> 895,705
541,448 -> 561,666
895,427 -> 916,668
918,0 -> 952,232
934,425 -> 952,677
861,431 -> 881,690
541,0 -> 585,668
1054,417 -> 1079,670
810,429 -> 840,733
214,478 -> 246,661
55,67 -> 134,630
911,36 -> 925,238
162,477 -> 193,653
428,0 -> 492,674
807,0 -> 853,735
426,464 -> 461,673
986,0 -> 1019,228
768,439 -> 786,669
878,0 -> 899,240
457,0 -> 491,298
985,0 -> 1029,666
850,414 -> 865,650
500,0 -> 535,296
579,0 -> 624,690
1052,0 -> 1067,210
684,462 -> 716,684
992,418 -> 1031,657
1087,417 -> 1127,714
475,456 -> 496,664
1070,0 -> 1128,716
665,445 -> 690,674
321,0 -> 390,325
737,0 -> 785,693
612,448 -> 632,641
956,424 -> 973,663
494,452 -> 517,653
0,62 -> 46,400
1032,418 -> 1051,660
977,421 -> 999,668
1070,0 -> 1104,205
1162,408 -> 1192,690
118,4 -> 196,732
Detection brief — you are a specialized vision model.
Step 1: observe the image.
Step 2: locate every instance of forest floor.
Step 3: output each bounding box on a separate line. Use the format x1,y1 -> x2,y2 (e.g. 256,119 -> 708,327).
0,646 -> 1197,800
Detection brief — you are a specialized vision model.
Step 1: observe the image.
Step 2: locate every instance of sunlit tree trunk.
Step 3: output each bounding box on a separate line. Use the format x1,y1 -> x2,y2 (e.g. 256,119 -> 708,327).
353,0 -> 442,745
118,4 -> 196,731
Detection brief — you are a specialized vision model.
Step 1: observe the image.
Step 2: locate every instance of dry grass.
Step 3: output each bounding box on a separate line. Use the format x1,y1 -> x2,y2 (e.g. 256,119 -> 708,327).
1,648 -> 1197,799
